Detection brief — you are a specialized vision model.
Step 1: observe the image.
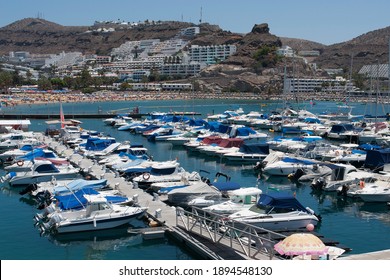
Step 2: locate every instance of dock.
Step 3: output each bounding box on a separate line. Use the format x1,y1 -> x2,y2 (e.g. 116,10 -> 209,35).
38,133 -> 388,260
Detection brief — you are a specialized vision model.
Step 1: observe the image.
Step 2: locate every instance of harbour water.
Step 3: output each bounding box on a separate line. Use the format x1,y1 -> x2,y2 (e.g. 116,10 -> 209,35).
1,98 -> 389,260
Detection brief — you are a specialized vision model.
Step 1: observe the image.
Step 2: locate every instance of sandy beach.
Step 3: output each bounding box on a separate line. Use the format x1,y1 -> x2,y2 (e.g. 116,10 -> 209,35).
0,89 -> 376,107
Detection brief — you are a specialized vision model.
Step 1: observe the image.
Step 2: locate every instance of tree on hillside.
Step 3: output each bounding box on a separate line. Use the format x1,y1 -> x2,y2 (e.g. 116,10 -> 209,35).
0,71 -> 13,93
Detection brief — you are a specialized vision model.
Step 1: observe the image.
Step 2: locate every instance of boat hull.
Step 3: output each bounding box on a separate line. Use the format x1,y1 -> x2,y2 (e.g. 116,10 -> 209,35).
56,211 -> 144,234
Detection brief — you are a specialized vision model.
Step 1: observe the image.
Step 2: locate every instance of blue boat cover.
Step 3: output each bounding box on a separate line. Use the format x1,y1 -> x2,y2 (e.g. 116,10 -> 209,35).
52,179 -> 108,195
212,181 -> 241,191
239,143 -> 269,154
54,188 -> 127,210
236,127 -> 256,136
364,148 -> 390,170
282,157 -> 315,165
17,148 -> 45,160
257,192 -> 307,212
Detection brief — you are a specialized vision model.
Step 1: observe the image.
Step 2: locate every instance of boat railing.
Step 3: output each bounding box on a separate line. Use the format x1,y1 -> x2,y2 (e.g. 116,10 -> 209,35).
175,206 -> 285,260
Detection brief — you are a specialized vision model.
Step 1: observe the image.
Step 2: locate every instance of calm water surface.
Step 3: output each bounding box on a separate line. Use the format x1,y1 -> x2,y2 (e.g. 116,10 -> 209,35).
1,99 -> 389,259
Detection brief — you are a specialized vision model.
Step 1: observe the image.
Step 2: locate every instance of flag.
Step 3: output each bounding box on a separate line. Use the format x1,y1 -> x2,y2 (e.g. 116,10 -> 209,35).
60,102 -> 65,128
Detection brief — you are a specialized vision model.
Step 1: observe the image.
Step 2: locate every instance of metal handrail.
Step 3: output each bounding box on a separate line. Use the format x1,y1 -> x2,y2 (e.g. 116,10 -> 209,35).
176,206 -> 286,259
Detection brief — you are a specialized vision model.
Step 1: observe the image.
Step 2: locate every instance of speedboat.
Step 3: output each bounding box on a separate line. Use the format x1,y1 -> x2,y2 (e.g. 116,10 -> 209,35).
2,160 -> 80,187
37,194 -> 146,234
132,161 -> 201,189
223,143 -> 269,163
227,192 -> 320,232
202,187 -> 262,214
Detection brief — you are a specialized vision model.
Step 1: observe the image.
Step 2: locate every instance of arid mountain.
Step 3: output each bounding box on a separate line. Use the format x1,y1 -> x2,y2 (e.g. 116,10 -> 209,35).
312,26 -> 390,71
0,18 -> 194,55
1,18 -> 389,94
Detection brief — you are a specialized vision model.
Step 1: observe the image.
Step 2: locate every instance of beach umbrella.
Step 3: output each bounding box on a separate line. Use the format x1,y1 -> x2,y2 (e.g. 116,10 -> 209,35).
274,233 -> 328,256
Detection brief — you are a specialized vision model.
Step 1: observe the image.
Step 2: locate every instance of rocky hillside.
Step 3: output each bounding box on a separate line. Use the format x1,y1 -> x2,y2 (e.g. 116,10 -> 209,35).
313,26 -> 390,71
1,18 -> 389,94
0,18 -> 194,55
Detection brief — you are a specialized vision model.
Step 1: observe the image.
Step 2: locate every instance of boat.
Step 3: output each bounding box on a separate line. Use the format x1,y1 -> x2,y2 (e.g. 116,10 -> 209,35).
262,154 -> 320,176
227,192 -> 320,232
343,178 -> 390,202
4,148 -> 69,172
223,143 -> 269,162
202,187 -> 262,214
2,160 -> 80,187
311,163 -> 372,192
37,194 -> 147,234
132,161 -> 201,189
167,181 -> 222,206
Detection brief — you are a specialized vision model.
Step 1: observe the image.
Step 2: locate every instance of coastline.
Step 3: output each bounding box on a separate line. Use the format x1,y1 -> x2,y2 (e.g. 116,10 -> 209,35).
0,90 -> 380,107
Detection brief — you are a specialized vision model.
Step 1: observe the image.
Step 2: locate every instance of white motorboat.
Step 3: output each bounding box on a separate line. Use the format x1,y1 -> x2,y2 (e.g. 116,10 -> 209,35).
311,164 -> 371,192
132,161 -> 201,189
352,180 -> 390,202
223,143 -> 269,162
37,194 -> 146,234
4,148 -> 69,173
263,154 -> 320,176
2,160 -> 80,187
227,192 -> 320,232
202,187 -> 262,214
167,181 -> 222,206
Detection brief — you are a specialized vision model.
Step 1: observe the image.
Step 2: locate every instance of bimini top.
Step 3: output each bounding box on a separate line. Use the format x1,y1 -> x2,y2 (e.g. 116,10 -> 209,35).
257,192 -> 307,212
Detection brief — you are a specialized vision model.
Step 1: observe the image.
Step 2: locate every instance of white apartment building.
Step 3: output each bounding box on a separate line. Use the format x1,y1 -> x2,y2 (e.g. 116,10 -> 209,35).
188,44 -> 237,65
276,46 -> 294,57
284,77 -> 355,93
160,62 -> 202,77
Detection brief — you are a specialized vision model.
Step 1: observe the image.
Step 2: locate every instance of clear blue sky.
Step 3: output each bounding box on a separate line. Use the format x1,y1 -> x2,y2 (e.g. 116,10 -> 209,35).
1,0 -> 390,45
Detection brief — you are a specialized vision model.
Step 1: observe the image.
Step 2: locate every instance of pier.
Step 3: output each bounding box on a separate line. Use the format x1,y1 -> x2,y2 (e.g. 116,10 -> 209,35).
37,133 -> 388,260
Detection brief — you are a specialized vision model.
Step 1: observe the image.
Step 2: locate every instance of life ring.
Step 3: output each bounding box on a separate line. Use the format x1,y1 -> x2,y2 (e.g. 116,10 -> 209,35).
142,173 -> 150,180
313,126 -> 317,130
17,160 -> 24,167
335,151 -> 340,156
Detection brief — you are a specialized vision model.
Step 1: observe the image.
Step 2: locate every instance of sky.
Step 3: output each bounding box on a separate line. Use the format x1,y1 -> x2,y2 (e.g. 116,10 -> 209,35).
1,0 -> 390,45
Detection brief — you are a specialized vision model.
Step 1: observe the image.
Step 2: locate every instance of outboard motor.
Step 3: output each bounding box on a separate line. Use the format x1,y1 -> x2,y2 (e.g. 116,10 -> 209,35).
288,168 -> 305,181
19,184 -> 38,196
311,177 -> 326,191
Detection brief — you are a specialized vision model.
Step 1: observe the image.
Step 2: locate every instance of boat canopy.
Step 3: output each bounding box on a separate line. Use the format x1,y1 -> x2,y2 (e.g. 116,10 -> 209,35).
53,179 -> 108,195
282,157 -> 315,165
218,138 -> 244,148
238,143 -> 269,154
54,188 -> 127,210
201,136 -> 223,145
364,148 -> 390,170
17,148 -> 45,160
257,192 -> 307,212
235,126 -> 257,136
212,181 -> 241,191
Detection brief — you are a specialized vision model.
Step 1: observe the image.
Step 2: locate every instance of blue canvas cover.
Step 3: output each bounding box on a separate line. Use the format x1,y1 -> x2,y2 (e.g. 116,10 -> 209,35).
212,181 -> 241,191
52,179 -> 108,195
257,192 -> 307,212
54,188 -> 127,210
364,148 -> 390,170
282,157 -> 315,165
17,148 -> 45,160
239,143 -> 269,154
236,127 -> 256,136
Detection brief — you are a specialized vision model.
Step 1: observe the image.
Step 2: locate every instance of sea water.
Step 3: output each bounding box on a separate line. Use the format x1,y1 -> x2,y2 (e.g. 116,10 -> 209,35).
1,99 -> 389,260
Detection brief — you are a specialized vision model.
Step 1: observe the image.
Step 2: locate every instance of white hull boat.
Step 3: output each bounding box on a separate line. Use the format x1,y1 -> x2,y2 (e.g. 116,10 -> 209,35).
37,195 -> 146,234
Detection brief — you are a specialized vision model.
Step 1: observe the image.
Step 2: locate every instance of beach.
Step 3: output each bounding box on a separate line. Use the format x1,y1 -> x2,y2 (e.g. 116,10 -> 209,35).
1,90 -> 376,107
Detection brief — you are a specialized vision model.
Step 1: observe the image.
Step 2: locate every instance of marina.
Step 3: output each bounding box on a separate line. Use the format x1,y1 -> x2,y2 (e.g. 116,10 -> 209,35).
1,99 -> 390,260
